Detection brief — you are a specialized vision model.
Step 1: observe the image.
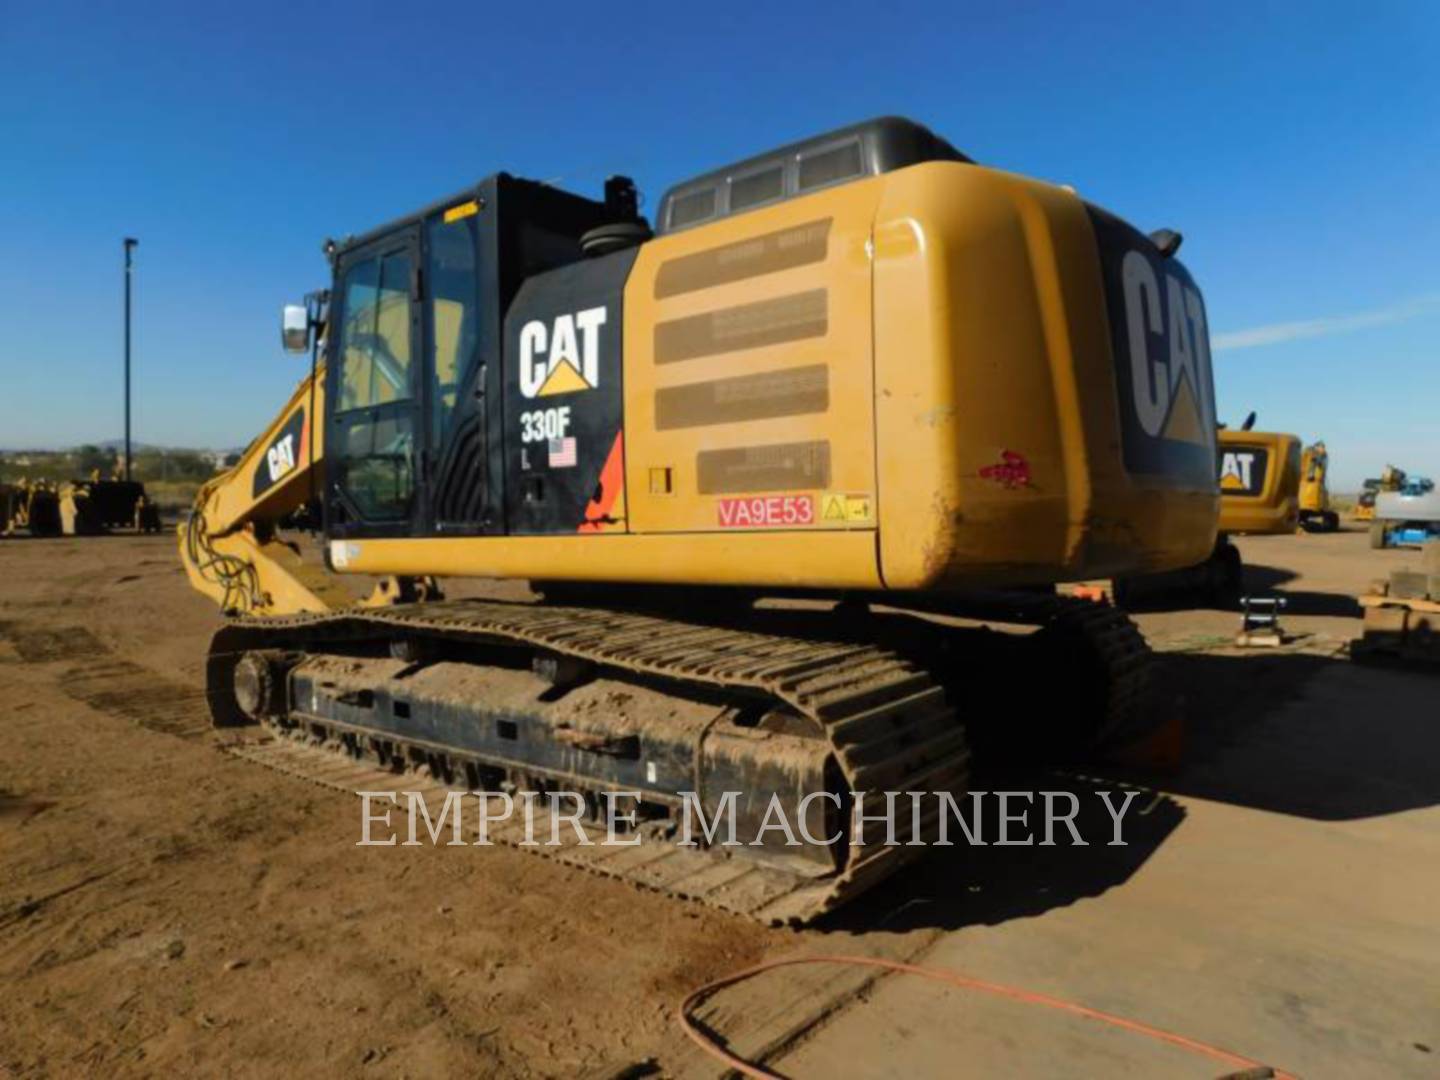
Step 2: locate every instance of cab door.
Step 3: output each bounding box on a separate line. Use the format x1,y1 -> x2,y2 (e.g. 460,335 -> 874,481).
326,230 -> 426,539
422,200 -> 505,536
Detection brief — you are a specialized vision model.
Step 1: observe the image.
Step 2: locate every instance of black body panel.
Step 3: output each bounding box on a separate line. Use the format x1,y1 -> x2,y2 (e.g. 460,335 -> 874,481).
1087,204 -> 1217,486
503,248 -> 636,534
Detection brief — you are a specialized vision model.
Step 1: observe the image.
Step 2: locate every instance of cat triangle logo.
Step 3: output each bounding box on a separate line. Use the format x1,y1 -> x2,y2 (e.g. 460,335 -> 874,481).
1219,451 -> 1256,491
538,361 -> 591,396
1161,373 -> 1205,445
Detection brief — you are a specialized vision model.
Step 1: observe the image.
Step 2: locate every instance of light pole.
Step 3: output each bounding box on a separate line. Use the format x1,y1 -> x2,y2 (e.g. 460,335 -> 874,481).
123,237 -> 138,481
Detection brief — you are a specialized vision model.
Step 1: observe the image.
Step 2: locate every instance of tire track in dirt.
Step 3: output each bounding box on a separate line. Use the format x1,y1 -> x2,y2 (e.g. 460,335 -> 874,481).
0,621 -> 210,739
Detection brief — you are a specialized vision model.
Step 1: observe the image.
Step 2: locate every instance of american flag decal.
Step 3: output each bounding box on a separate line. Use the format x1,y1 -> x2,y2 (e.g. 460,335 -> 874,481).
548,436 -> 577,468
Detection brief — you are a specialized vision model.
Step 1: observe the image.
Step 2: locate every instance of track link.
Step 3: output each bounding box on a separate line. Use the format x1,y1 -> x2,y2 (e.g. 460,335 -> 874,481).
209,599 -> 971,925
1044,599 -> 1155,748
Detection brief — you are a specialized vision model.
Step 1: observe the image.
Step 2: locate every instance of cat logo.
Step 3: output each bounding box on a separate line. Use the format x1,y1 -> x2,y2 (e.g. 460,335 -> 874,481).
1219,451 -> 1257,492
1120,250 -> 1213,445
267,434 -> 296,484
251,409 -> 307,498
518,306 -> 607,399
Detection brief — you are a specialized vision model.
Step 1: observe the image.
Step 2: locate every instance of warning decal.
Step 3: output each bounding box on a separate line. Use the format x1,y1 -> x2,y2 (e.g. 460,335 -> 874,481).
820,493 -> 873,523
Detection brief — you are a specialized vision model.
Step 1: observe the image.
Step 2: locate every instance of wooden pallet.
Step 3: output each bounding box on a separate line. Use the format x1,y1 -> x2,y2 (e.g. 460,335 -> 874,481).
1352,588 -> 1440,669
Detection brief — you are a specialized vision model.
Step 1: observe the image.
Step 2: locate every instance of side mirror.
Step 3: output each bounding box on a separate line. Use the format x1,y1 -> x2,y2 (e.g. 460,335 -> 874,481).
282,304 -> 310,353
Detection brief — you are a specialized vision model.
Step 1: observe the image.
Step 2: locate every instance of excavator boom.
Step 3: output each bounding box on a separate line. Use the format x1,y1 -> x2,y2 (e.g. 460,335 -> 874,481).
179,363 -> 350,614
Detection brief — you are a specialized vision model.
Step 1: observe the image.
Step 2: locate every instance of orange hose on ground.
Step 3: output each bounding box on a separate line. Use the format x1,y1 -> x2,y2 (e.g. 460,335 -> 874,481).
678,955 -> 1295,1079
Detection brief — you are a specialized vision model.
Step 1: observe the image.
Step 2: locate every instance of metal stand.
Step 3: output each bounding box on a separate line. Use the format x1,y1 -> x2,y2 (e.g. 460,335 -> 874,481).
1237,595 -> 1286,647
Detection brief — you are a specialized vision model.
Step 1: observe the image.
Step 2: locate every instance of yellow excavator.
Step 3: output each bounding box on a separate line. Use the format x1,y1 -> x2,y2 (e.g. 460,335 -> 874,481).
180,117 -> 1219,922
1297,441 -> 1339,532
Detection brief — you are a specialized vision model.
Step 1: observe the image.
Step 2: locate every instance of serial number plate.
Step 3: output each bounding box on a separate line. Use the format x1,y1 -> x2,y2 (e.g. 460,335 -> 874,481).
716,494 -> 815,528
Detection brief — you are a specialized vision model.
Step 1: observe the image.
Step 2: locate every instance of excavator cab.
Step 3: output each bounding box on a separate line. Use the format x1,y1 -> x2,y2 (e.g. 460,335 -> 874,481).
268,177 -> 629,549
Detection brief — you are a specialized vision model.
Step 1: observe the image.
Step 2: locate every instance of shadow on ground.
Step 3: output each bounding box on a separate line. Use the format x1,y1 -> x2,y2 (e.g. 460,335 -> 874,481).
822,764 -> 1185,934
1244,563 -> 1362,617
824,646 -> 1439,934
1113,561 -> 1361,616
1126,647 -> 1439,819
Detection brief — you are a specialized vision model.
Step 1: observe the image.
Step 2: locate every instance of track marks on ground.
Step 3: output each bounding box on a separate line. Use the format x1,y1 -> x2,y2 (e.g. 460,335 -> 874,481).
0,622 -> 103,663
0,621 -> 210,738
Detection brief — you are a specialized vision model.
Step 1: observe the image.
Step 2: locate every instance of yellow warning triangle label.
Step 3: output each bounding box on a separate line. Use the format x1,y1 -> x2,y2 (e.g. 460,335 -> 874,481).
537,362 -> 592,396
821,494 -> 846,521
1162,375 -> 1205,445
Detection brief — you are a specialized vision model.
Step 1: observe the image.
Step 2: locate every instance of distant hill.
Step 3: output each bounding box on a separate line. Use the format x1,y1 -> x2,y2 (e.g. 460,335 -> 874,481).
0,441 -> 243,456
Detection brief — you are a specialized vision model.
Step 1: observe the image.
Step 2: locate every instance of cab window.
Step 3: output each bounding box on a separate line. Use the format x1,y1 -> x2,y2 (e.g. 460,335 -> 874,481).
332,248 -> 417,523
338,252 -> 414,410
426,213 -> 480,441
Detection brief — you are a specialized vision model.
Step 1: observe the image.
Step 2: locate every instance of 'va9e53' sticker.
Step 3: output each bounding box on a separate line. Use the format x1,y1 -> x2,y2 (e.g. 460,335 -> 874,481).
717,494 -> 815,528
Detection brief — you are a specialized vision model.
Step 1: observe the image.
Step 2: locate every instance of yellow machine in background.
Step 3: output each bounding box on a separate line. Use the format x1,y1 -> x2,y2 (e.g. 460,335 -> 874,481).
1355,465 -> 1404,522
3,474 -> 160,537
1204,426 -> 1301,598
1297,441 -> 1339,532
180,117 -> 1220,921
1217,428 -> 1302,535
58,477 -> 162,535
1,480 -> 62,537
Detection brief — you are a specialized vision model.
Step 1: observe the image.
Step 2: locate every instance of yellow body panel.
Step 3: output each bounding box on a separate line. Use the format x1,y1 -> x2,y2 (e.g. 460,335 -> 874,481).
180,366 -> 332,614
204,369 -> 323,534
622,181 -> 880,540
335,531 -> 879,588
1217,429 -> 1301,535
870,164 -> 1216,589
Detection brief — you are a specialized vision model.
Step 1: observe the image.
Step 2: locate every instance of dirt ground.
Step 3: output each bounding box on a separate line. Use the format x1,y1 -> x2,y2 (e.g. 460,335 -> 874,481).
1,524 -> 1436,1077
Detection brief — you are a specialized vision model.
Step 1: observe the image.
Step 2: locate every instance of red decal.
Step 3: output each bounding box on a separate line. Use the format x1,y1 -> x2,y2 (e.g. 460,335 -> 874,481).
716,494 -> 815,528
579,432 -> 625,533
978,450 -> 1032,489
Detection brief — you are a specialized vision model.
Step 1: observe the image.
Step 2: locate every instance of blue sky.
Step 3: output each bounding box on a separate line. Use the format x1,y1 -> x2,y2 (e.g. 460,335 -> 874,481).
1,1 -> 1436,488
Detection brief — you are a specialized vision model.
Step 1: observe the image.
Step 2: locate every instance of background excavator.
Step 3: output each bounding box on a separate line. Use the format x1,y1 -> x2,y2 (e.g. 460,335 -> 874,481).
179,117 -> 1219,922
1298,440 -> 1339,532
